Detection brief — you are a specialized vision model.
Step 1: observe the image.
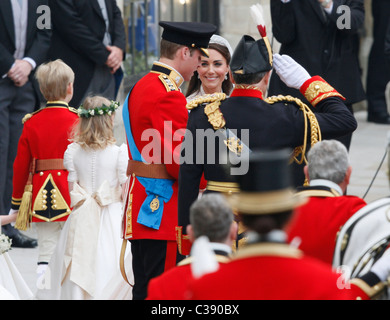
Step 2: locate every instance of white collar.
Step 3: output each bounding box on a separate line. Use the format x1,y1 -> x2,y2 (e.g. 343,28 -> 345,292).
309,179 -> 343,196
154,61 -> 184,87
209,242 -> 232,255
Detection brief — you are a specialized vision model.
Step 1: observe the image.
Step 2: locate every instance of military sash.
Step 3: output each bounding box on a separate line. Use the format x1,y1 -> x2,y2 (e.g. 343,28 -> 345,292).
122,88 -> 174,230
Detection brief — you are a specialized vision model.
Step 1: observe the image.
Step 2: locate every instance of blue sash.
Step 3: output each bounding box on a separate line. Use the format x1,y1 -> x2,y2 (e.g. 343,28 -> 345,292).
122,88 -> 174,230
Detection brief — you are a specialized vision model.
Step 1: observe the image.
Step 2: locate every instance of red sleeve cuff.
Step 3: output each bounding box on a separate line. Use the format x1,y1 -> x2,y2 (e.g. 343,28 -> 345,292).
300,76 -> 345,107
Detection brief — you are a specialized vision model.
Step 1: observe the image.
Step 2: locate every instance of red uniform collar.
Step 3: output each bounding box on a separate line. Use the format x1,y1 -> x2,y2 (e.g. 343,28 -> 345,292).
230,86 -> 263,99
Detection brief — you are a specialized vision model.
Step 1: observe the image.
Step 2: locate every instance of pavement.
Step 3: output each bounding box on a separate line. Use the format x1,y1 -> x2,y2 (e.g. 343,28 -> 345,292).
7,109 -> 390,298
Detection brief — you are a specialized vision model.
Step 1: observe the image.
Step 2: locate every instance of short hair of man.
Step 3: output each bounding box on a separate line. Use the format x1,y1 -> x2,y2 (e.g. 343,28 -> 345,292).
307,140 -> 350,184
160,39 -> 197,60
189,193 -> 234,243
35,59 -> 75,101
232,71 -> 267,85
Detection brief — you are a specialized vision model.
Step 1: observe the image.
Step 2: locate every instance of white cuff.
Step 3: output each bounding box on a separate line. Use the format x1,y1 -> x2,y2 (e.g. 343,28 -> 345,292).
23,57 -> 36,70
324,3 -> 334,14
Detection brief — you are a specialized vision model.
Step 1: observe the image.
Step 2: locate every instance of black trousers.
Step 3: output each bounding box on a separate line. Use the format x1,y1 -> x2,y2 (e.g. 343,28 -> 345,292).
130,239 -> 177,300
0,79 -> 35,237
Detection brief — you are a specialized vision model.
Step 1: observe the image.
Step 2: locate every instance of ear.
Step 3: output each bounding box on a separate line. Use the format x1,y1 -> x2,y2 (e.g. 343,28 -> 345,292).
230,221 -> 238,241
303,165 -> 309,182
229,70 -> 235,84
67,82 -> 73,95
180,46 -> 190,59
263,70 -> 272,86
344,166 -> 352,185
186,225 -> 195,243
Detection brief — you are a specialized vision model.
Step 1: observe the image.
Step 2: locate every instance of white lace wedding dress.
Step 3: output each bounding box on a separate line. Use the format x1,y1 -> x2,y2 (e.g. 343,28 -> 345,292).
36,143 -> 133,300
0,223 -> 33,300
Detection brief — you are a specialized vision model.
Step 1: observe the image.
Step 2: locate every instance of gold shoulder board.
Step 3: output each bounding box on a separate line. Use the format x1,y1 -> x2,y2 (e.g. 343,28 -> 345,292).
186,93 -> 227,130
22,108 -> 43,124
186,92 -> 226,110
68,107 -> 78,114
158,74 -> 178,92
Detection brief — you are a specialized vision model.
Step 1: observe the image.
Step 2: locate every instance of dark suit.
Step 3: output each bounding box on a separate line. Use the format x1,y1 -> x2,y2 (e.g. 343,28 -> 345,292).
386,20 -> 390,66
366,0 -> 390,120
269,0 -> 364,150
0,0 -> 51,105
0,0 -> 51,237
48,0 -> 126,107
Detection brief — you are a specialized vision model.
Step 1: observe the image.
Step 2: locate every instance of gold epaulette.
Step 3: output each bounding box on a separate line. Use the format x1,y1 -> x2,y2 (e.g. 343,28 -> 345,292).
186,93 -> 227,130
22,108 -> 44,124
68,106 -> 78,114
158,74 -> 179,92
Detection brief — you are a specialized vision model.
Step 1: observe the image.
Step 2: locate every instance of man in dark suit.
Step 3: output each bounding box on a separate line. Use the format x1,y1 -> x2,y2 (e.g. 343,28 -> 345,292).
0,0 -> 51,247
366,0 -> 390,124
386,20 -> 390,66
269,0 -> 365,149
48,0 -> 126,107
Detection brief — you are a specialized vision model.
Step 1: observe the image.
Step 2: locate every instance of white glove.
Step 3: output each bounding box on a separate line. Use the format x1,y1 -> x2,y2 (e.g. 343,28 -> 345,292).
273,54 -> 311,90
370,251 -> 390,282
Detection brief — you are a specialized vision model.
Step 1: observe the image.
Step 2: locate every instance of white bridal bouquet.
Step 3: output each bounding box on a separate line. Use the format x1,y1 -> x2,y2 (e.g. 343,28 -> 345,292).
0,234 -> 12,255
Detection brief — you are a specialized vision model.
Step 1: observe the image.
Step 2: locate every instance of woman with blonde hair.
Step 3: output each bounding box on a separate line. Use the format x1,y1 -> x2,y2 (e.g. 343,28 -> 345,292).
36,96 -> 131,300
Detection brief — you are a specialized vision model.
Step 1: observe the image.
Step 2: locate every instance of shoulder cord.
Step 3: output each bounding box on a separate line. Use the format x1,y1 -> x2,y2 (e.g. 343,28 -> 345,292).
265,95 -> 322,167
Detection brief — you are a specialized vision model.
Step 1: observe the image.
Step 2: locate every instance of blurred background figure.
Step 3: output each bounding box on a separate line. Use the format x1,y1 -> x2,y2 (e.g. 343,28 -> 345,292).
48,0 -> 126,107
188,149 -> 390,300
0,0 -> 51,248
285,140 -> 367,266
146,193 -> 236,300
269,0 -> 365,150
366,0 -> 390,124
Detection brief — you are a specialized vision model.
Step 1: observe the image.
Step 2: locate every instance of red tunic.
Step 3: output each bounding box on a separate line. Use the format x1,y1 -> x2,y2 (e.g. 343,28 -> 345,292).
285,186 -> 366,265
146,254 -> 230,300
188,243 -> 369,300
12,102 -> 79,222
122,63 -> 188,241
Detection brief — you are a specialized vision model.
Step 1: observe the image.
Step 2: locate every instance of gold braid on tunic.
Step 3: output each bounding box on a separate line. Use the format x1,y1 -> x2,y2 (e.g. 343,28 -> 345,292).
265,95 -> 322,171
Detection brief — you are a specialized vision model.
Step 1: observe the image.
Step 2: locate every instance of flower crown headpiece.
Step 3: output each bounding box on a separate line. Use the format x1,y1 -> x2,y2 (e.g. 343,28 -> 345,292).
77,100 -> 120,118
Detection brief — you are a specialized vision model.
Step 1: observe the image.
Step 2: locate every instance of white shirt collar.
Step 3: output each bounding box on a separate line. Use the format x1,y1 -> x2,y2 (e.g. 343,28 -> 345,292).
309,179 -> 343,196
154,61 -> 184,87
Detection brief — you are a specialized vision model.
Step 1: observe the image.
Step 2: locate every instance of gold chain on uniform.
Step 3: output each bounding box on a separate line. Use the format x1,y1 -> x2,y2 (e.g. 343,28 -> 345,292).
264,94 -> 322,167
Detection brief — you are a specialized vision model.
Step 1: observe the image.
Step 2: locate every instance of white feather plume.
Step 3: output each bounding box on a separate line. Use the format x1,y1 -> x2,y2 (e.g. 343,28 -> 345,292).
250,4 -> 265,27
250,3 -> 267,37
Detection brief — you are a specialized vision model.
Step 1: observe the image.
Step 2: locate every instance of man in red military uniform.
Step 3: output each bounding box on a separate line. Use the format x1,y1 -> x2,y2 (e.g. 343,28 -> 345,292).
146,193 -> 236,300
121,21 -> 217,300
286,139 -> 367,265
188,149 -> 390,300
11,60 -> 78,268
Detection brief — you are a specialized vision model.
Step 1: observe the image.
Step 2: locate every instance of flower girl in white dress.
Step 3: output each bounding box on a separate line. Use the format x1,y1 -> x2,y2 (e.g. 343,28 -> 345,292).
36,96 -> 132,300
0,213 -> 34,300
